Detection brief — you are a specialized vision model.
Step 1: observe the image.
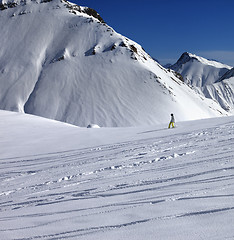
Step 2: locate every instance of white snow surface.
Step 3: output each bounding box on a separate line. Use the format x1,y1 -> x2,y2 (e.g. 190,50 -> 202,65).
170,52 -> 232,87
203,77 -> 234,113
0,0 -> 229,127
186,53 -> 231,69
0,110 -> 234,240
169,53 -> 234,114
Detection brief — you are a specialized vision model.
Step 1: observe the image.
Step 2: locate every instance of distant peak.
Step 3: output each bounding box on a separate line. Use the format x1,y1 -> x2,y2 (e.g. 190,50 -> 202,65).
174,52 -> 195,66
182,52 -> 192,57
180,52 -> 201,60
174,52 -> 231,69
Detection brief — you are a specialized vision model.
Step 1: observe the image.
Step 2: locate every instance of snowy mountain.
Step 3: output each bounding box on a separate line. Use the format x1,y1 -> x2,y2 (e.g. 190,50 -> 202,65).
1,109 -> 234,239
0,0 -> 229,127
169,52 -> 232,87
169,52 -> 234,113
203,67 -> 234,112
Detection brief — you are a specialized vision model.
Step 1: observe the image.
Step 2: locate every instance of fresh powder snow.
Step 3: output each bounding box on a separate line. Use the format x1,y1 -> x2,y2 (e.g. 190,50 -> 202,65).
0,110 -> 234,240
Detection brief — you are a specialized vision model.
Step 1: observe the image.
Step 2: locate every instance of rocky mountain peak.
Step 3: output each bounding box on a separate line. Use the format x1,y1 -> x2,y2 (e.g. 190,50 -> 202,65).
169,52 -> 197,71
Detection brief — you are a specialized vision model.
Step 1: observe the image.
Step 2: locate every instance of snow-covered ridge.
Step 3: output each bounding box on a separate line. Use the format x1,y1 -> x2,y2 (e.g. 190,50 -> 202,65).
172,52 -> 231,71
186,52 -> 231,69
169,52 -> 232,87
62,0 -> 105,23
169,52 -> 234,114
0,0 -> 105,23
180,52 -> 231,69
0,0 -> 230,126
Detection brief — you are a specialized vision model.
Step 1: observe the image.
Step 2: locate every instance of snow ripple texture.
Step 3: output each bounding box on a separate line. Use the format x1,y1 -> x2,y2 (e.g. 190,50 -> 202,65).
0,113 -> 234,240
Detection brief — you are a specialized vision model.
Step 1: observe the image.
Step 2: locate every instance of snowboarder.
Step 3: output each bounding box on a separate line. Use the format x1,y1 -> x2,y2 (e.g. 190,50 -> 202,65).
168,113 -> 175,128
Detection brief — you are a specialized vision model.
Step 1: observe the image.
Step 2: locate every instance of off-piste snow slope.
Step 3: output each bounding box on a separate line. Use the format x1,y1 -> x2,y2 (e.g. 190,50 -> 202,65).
169,53 -> 234,113
0,0 -> 229,127
0,110 -> 234,239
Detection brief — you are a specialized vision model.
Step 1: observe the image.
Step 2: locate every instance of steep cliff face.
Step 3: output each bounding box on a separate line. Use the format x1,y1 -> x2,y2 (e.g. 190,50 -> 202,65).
0,0 -> 228,126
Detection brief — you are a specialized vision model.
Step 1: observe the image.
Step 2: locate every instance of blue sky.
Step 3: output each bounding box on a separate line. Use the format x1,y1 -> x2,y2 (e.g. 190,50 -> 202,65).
74,0 -> 234,66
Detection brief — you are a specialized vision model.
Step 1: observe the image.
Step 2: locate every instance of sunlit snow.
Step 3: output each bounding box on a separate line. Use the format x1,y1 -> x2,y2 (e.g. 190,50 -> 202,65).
1,1 -> 234,238
0,0 -> 229,127
0,110 -> 234,240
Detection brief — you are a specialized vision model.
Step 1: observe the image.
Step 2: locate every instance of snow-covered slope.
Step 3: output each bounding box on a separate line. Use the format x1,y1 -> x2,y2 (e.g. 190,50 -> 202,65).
0,0 -> 228,126
1,110 -> 234,240
170,52 -> 232,87
203,67 -> 234,112
169,53 -> 234,113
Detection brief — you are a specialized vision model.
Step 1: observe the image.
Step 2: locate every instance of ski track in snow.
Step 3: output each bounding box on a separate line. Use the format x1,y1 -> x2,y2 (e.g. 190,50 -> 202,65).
0,122 -> 234,239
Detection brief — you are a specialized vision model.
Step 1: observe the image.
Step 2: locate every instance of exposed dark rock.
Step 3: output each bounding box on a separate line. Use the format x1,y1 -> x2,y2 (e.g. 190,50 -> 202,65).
130,45 -> 137,54
119,41 -> 127,48
83,7 -> 105,23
